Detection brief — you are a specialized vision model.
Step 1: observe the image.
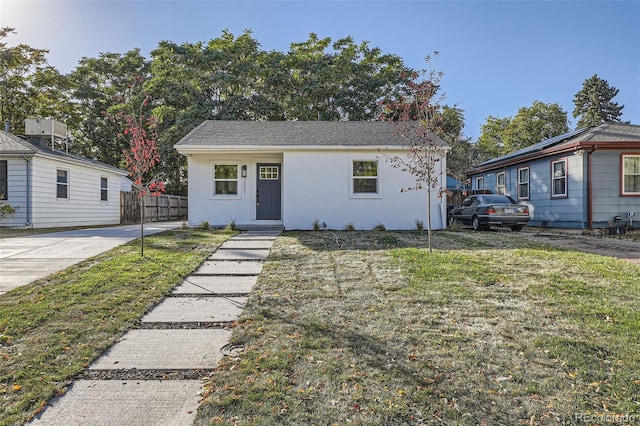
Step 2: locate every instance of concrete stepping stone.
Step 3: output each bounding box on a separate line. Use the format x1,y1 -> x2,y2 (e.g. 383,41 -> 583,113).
208,249 -> 270,261
220,240 -> 274,249
194,260 -> 262,275
89,329 -> 232,370
141,297 -> 247,323
231,232 -> 279,240
30,380 -> 200,426
172,275 -> 258,295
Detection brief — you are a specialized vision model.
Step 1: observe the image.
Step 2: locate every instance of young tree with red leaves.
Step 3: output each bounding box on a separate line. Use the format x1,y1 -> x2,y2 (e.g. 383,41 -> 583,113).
112,79 -> 165,256
379,53 -> 449,253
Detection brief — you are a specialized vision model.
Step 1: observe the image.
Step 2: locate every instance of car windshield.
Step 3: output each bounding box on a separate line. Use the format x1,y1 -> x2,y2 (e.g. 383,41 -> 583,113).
481,195 -> 517,204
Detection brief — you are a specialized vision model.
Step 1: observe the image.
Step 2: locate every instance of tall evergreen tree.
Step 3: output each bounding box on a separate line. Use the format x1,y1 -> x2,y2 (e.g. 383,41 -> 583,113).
573,74 -> 624,128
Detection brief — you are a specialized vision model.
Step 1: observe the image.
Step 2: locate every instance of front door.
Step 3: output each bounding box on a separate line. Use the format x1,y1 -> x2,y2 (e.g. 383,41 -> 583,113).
256,163 -> 282,220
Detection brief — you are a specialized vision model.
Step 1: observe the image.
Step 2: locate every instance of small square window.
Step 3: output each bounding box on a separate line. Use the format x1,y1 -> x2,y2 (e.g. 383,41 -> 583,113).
260,166 -> 279,180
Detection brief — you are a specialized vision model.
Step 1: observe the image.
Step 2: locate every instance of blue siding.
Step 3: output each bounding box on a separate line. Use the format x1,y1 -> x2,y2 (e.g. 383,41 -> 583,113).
591,150 -> 640,227
470,152 -> 588,228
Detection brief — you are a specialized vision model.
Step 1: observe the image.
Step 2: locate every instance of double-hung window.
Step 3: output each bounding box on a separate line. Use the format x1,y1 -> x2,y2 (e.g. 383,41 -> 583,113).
551,159 -> 567,198
57,169 -> 69,199
475,176 -> 484,191
213,163 -> 239,196
496,172 -> 506,195
0,160 -> 7,200
100,177 -> 108,201
517,167 -> 529,200
622,154 -> 640,195
351,160 -> 379,196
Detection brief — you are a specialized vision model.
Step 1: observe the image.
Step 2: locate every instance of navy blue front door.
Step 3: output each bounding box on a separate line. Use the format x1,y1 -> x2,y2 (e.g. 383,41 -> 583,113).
256,163 -> 282,220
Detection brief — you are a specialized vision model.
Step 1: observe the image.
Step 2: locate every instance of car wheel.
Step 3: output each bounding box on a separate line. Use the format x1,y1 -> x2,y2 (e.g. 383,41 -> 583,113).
472,215 -> 482,231
448,214 -> 456,227
510,225 -> 523,232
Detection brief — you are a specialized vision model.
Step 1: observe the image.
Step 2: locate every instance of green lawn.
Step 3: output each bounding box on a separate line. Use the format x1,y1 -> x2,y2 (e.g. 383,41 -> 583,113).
0,229 -> 233,426
2,229 -> 638,425
196,231 -> 640,425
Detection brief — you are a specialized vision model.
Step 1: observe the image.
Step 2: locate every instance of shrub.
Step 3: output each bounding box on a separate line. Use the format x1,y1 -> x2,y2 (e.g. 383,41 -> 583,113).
373,223 -> 386,231
200,221 -> 210,230
343,223 -> 355,231
0,195 -> 18,220
415,219 -> 424,232
223,218 -> 237,233
312,218 -> 321,231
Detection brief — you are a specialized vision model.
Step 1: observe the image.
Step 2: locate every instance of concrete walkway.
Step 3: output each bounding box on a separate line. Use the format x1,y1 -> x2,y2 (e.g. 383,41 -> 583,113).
29,230 -> 279,426
0,222 -> 182,294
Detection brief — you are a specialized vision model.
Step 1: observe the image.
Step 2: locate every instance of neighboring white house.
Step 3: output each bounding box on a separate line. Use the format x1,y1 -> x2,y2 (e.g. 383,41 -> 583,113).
0,127 -> 129,228
174,121 -> 450,230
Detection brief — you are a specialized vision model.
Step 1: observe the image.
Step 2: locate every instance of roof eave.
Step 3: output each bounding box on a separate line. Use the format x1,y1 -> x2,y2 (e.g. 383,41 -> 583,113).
174,144 -> 427,155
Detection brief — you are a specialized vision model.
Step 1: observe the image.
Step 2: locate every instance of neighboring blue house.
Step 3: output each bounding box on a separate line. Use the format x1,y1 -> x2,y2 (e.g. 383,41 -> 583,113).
467,122 -> 640,229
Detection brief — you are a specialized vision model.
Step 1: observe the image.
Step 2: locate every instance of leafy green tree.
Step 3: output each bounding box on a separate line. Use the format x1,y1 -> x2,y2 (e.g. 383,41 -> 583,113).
436,105 -> 476,181
476,101 -> 569,159
506,101 -> 569,151
0,27 -> 60,133
476,116 -> 511,161
573,74 -> 624,128
67,49 -> 149,166
283,34 -> 408,121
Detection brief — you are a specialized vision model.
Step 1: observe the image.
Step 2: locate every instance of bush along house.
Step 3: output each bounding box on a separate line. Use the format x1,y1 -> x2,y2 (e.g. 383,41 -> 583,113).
467,122 -> 640,230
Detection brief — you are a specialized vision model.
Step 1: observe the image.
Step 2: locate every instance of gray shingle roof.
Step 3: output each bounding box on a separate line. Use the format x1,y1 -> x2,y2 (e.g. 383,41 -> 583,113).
572,121 -> 640,142
0,131 -> 127,175
174,121 -> 449,148
474,122 -> 640,169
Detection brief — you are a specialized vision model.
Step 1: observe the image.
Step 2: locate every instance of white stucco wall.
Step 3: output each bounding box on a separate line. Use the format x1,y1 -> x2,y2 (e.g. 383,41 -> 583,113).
186,148 -> 447,230
282,150 -> 446,230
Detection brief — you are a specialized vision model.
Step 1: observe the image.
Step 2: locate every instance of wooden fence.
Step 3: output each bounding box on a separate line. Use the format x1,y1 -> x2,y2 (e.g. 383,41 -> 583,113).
120,191 -> 188,224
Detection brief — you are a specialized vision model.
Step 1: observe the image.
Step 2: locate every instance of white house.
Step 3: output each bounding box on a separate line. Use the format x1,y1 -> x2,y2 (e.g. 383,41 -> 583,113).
0,128 -> 129,228
174,121 -> 449,230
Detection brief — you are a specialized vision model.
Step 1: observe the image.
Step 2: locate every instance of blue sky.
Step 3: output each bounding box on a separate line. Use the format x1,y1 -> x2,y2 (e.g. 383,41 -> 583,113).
2,0 -> 639,140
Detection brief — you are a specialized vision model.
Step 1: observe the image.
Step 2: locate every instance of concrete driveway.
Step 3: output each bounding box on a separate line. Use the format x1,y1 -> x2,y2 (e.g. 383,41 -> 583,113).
0,222 -> 181,294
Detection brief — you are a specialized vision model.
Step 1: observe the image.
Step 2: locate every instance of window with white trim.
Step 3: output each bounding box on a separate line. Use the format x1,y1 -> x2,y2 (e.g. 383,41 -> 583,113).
551,159 -> 567,198
0,160 -> 7,200
100,177 -> 108,201
213,163 -> 239,196
622,154 -> 640,195
57,169 -> 68,199
475,176 -> 484,191
352,160 -> 379,194
517,167 -> 529,200
496,172 -> 506,195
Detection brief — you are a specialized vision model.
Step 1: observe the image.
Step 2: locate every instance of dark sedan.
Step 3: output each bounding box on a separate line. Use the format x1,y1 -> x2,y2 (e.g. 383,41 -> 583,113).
448,194 -> 529,231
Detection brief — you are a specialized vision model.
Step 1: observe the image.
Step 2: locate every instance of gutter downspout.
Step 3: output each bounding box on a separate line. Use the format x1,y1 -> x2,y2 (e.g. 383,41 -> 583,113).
586,147 -> 597,229
21,154 -> 32,226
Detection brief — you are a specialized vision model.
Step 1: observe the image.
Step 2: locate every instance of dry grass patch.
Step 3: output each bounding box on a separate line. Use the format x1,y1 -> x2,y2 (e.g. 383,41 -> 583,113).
197,231 -> 640,425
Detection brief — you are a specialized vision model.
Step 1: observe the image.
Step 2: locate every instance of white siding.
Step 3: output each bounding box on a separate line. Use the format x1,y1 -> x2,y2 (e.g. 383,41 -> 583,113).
0,157 -> 29,226
30,156 -> 123,228
186,149 -> 447,230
